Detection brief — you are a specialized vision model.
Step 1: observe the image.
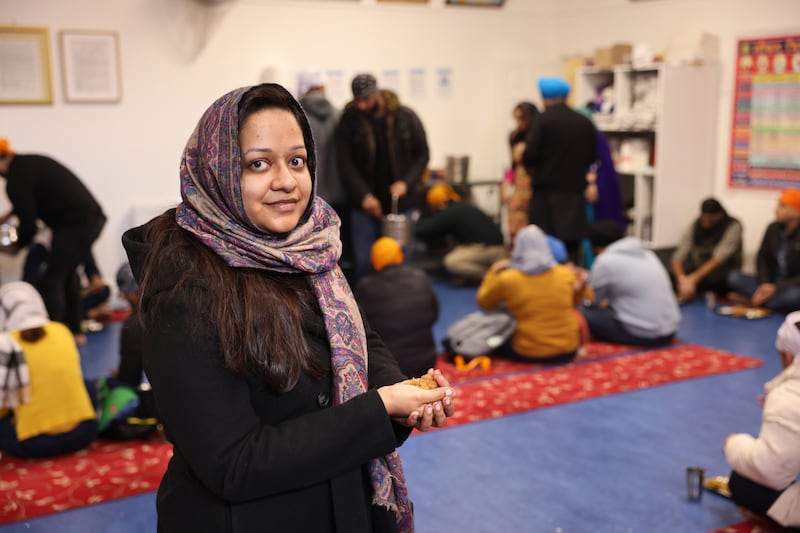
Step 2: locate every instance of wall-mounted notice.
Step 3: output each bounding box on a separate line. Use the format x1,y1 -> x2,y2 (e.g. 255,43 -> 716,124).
729,34 -> 800,189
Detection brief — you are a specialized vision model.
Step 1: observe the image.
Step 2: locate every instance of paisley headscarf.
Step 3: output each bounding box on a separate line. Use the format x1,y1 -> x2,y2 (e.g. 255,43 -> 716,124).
174,84 -> 412,531
509,224 -> 556,275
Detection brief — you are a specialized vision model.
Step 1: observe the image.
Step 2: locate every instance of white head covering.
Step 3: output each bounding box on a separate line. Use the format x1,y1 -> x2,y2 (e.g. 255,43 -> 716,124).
0,281 -> 49,332
297,66 -> 326,97
509,224 -> 556,275
775,311 -> 800,362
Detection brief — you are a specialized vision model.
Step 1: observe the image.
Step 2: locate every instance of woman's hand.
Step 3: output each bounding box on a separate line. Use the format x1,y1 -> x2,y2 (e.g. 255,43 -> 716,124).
378,369 -> 456,431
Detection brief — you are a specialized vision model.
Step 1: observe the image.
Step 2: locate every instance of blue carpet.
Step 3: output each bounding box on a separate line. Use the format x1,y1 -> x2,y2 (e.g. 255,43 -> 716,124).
0,285 -> 778,532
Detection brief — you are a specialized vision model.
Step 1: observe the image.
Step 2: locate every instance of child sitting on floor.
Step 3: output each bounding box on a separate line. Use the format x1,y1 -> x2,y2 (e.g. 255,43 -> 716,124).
722,310 -> 800,529
0,282 -> 97,458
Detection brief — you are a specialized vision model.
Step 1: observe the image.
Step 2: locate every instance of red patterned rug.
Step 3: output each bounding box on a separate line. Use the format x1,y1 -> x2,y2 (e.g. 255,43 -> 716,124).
0,439 -> 172,525
434,339 -> 641,385
0,344 -> 761,526
434,344 -> 762,429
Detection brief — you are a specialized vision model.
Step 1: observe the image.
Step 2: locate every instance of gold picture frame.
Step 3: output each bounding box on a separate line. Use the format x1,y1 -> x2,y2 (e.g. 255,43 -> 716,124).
0,26 -> 53,105
446,0 -> 504,5
60,30 -> 122,103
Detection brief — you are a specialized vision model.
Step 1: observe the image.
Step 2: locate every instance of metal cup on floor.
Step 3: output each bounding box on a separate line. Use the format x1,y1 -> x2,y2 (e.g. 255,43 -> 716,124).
686,466 -> 705,501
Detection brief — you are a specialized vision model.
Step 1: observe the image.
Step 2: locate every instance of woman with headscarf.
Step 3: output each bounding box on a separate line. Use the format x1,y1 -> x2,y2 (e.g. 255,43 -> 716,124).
121,83 -> 456,533
476,224 -> 588,363
0,281 -> 97,458
723,311 -> 800,529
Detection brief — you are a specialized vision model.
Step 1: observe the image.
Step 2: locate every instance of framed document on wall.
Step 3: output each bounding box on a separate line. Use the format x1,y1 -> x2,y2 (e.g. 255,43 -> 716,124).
0,26 -> 53,105
60,30 -> 122,103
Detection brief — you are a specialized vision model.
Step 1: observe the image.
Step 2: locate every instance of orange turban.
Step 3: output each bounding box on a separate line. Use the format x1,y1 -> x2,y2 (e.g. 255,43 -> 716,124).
426,183 -> 461,207
0,138 -> 13,157
370,237 -> 404,272
780,189 -> 800,212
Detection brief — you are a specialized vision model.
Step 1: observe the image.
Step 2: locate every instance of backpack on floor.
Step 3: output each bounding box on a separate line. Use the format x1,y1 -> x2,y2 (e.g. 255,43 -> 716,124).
443,310 -> 516,360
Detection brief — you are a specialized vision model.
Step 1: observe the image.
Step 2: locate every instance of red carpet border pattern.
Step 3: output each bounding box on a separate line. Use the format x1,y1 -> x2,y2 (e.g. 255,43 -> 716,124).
434,339 -> 640,385
432,344 -> 762,430
0,439 -> 172,525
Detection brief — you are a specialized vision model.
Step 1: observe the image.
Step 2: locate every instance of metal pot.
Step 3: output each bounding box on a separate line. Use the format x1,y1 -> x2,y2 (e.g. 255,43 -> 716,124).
381,195 -> 411,246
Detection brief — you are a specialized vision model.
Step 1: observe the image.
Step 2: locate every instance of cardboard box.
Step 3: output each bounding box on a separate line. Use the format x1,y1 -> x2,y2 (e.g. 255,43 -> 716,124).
593,47 -> 613,70
593,43 -> 632,70
610,43 -> 632,66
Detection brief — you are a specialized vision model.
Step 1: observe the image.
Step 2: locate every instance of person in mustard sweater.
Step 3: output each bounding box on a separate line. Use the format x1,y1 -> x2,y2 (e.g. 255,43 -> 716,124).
0,281 -> 97,458
476,224 -> 589,363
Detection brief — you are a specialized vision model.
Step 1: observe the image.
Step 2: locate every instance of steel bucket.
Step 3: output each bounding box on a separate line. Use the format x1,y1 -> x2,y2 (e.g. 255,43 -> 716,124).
381,195 -> 411,246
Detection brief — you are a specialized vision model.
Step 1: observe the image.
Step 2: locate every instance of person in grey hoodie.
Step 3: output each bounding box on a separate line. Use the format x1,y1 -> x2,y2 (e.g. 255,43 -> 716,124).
297,67 -> 353,280
578,221 -> 681,346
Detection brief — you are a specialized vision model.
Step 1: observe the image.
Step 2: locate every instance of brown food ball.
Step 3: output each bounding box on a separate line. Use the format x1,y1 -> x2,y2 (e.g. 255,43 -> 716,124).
405,374 -> 438,389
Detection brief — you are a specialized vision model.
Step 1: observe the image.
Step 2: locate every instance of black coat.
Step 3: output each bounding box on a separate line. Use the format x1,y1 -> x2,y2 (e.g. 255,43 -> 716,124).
757,222 -> 800,289
355,264 -> 440,377
521,104 -> 597,244
4,154 -> 105,248
335,90 -> 429,214
122,222 -> 411,533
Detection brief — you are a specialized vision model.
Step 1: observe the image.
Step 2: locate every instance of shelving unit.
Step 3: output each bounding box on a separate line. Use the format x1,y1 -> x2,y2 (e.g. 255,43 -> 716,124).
576,63 -> 720,249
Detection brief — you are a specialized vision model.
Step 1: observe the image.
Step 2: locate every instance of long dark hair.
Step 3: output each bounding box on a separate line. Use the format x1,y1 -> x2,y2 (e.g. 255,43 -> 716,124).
139,84 -> 322,393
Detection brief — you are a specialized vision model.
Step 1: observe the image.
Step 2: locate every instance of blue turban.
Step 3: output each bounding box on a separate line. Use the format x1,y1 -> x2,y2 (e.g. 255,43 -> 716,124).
538,77 -> 570,99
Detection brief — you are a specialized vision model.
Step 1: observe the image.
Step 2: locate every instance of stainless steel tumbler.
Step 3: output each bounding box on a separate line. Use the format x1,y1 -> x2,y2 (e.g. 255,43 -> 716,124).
686,466 -> 705,501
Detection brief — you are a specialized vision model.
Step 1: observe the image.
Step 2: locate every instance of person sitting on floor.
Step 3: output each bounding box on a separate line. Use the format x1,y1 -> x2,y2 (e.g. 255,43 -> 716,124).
722,310 -> 800,530
0,281 -> 97,459
727,189 -> 800,313
579,221 -> 681,346
476,224 -> 589,363
88,263 -> 161,442
671,197 -> 743,301
414,182 -> 507,285
115,262 -> 146,390
355,236 -> 440,377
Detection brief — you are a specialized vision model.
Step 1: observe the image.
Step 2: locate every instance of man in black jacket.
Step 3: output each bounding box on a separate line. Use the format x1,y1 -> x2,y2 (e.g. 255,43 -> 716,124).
335,73 -> 430,281
727,189 -> 800,312
523,77 -> 597,264
0,139 -> 106,341
414,183 -> 506,285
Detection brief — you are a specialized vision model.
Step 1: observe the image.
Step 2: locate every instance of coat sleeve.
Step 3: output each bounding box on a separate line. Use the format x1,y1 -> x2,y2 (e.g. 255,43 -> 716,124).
362,313 -> 414,445
143,288 -> 401,504
588,259 -> 613,302
397,108 -> 430,188
756,225 -> 776,284
335,114 -> 371,206
671,224 -> 694,266
6,181 -> 38,249
712,221 -> 742,263
476,270 -> 504,310
521,118 -> 541,173
724,386 -> 800,491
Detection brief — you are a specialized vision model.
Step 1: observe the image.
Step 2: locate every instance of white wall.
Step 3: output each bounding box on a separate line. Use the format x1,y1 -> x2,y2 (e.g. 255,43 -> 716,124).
1,0 -> 799,281
1,0 -> 560,281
